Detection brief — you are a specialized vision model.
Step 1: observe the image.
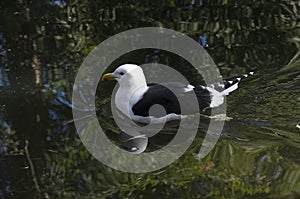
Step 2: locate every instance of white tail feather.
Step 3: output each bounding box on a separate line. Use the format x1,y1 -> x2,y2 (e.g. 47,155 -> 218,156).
206,87 -> 224,108
221,83 -> 238,95
207,83 -> 239,108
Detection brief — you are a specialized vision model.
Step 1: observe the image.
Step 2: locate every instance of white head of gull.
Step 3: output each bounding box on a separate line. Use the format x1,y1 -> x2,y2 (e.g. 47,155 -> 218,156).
102,64 -> 149,120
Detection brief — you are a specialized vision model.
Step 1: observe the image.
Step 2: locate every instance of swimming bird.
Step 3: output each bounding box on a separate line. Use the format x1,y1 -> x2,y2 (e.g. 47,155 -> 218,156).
102,64 -> 253,123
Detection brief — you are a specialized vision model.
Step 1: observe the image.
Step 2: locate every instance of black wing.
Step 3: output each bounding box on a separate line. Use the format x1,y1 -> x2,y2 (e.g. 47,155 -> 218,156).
132,83 -> 211,117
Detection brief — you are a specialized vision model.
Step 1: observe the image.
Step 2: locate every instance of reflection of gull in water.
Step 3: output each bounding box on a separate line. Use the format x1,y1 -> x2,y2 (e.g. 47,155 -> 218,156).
119,132 -> 148,154
55,86 -> 149,154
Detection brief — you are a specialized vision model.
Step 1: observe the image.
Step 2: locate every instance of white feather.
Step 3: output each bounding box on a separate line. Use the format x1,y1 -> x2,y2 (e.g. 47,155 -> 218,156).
222,83 -> 239,95
206,83 -> 239,108
206,87 -> 224,108
184,84 -> 195,92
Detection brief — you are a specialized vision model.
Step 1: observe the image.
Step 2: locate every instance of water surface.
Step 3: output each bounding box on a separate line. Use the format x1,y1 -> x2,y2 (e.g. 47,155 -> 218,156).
0,1 -> 299,198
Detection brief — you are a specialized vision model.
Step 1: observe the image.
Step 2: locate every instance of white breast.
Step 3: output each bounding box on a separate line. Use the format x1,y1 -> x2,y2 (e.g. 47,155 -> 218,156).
115,85 -> 148,119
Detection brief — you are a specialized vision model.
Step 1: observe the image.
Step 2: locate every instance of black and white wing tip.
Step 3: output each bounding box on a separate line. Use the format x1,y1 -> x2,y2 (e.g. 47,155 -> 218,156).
200,71 -> 254,108
223,71 -> 254,90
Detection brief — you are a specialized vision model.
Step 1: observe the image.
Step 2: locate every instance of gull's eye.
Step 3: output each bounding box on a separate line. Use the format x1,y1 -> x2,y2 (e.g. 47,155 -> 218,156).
119,72 -> 125,75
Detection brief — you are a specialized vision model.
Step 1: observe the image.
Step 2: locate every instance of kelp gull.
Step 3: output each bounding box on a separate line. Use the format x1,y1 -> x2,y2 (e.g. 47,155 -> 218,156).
102,64 -> 253,123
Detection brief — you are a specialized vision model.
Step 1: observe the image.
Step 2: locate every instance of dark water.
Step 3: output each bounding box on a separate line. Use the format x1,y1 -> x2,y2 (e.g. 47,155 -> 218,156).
0,0 -> 300,198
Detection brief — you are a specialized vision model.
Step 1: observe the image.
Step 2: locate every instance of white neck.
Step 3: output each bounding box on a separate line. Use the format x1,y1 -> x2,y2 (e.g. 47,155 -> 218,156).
114,68 -> 148,118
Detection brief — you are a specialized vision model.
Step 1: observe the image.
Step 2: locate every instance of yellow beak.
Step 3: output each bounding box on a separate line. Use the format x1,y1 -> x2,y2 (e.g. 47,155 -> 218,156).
102,73 -> 115,81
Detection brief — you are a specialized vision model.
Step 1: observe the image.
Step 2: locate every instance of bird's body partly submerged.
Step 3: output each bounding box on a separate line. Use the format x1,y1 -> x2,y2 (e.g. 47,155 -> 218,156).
102,64 -> 253,123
